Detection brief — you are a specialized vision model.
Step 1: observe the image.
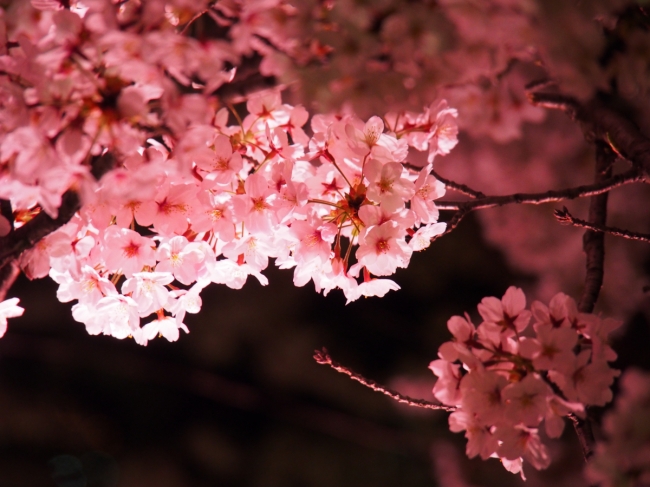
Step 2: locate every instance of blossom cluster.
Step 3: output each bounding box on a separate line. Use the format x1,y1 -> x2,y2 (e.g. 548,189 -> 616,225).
0,2 -> 459,344
430,287 -> 621,478
35,93 -> 454,344
587,368 -> 650,487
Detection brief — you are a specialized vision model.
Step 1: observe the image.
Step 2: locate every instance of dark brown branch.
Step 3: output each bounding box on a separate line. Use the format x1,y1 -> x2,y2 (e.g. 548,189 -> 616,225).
567,143 -> 615,465
435,168 -> 642,212
429,169 -> 486,199
555,206 -> 650,243
0,153 -> 115,273
579,142 -> 614,314
314,348 -> 455,412
529,92 -> 650,177
0,190 -> 81,270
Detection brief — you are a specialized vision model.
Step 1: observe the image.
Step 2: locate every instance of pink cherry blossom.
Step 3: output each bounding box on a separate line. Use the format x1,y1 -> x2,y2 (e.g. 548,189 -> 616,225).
122,271 -> 173,317
502,374 -> 552,427
155,236 -> 210,285
356,222 -> 412,276
364,160 -> 415,212
142,316 -> 188,343
102,226 -> 156,277
0,298 -> 24,338
496,425 -> 550,471
411,169 -> 446,224
477,286 -> 531,337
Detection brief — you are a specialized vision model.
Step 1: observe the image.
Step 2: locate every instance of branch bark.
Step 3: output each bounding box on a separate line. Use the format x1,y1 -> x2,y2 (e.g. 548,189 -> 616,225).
579,141 -> 614,314
568,142 -> 616,464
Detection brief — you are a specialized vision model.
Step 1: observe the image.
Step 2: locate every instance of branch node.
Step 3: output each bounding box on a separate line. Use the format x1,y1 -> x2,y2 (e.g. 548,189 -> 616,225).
554,206 -> 572,224
313,347 -> 331,365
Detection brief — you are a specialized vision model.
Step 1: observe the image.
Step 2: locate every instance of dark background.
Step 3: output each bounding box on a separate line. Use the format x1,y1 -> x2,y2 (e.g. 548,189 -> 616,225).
1,212 -> 648,487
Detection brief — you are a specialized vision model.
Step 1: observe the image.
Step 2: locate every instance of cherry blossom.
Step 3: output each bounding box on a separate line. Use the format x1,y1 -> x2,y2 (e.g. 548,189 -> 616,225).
430,289 -> 621,475
0,298 -> 24,338
0,3 -> 644,482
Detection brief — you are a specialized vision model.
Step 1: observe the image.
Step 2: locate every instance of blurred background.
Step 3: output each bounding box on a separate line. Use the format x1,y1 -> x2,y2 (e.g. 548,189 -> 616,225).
2,2 -> 650,485
2,202 -> 649,487
3,110 -> 650,485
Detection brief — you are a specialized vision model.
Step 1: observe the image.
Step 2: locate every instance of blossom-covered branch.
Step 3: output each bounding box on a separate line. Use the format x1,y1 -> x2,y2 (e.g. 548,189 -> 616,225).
314,348 -> 454,412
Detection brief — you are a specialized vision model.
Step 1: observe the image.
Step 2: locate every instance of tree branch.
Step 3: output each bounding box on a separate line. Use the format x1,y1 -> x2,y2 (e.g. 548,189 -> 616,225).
555,206 -> 650,243
578,142 -> 614,314
429,169 -> 486,199
569,413 -> 596,462
529,92 -> 650,177
0,153 -> 115,279
314,348 -> 455,412
435,168 -> 642,212
432,168 -> 642,243
567,142 -> 615,465
0,191 -> 80,270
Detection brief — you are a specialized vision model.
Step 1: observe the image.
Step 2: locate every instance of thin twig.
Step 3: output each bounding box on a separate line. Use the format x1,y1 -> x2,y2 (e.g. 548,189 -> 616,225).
555,206 -> 650,243
569,413 -> 596,462
429,169 -> 486,199
314,348 -> 455,412
179,9 -> 208,35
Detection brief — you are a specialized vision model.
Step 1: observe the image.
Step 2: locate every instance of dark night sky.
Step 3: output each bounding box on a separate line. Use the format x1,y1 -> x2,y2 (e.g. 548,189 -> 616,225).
0,212 -> 646,487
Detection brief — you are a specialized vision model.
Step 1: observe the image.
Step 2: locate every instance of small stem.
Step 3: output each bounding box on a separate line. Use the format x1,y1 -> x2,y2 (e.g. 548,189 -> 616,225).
555,207 -> 650,243
179,9 -> 208,35
569,413 -> 596,462
429,169 -> 486,199
313,348 -> 455,412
